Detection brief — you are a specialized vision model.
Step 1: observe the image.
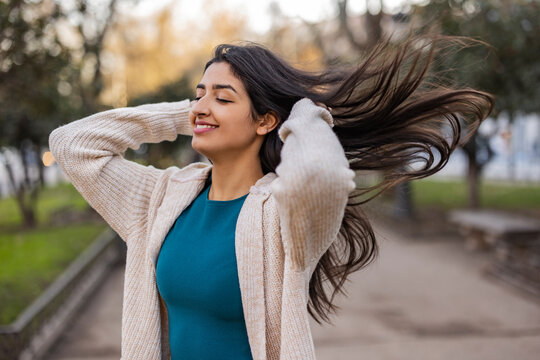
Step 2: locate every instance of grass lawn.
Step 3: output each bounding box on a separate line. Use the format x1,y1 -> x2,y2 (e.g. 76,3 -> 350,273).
410,178 -> 540,210
0,182 -> 107,325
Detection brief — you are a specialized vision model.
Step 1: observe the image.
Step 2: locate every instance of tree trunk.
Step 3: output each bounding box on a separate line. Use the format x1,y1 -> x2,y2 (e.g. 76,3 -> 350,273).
2,149 -> 38,229
461,129 -> 483,209
35,142 -> 45,188
20,141 -> 31,189
364,0 -> 383,48
338,0 -> 384,52
507,113 -> 516,181
20,190 -> 37,228
466,149 -> 481,209
392,180 -> 414,219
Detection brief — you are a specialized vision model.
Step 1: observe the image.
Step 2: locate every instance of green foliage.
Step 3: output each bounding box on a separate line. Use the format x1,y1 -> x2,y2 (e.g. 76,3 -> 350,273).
0,0 -> 83,148
412,0 -> 540,117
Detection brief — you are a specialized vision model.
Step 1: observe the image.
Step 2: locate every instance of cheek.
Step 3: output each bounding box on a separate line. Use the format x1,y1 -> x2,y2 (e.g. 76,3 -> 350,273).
218,107 -> 253,129
234,118 -> 258,139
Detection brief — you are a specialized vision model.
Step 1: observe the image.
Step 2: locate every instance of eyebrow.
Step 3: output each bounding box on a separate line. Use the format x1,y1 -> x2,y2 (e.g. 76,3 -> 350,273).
196,83 -> 238,93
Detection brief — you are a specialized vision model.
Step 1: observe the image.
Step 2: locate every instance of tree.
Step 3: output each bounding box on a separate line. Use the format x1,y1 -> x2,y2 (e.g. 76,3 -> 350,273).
56,0 -> 122,114
337,0 -> 384,51
410,0 -> 540,207
0,0 -> 134,228
0,0 -> 78,227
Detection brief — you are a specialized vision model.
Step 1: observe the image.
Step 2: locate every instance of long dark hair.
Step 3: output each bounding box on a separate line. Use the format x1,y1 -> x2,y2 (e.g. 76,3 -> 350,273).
204,34 -> 493,325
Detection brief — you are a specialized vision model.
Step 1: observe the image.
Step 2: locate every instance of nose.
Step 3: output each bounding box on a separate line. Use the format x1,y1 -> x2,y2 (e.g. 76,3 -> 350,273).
191,97 -> 210,118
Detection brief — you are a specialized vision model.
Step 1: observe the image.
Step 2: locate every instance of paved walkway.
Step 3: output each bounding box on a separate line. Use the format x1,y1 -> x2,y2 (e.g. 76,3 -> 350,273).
311,223 -> 540,359
44,222 -> 540,360
44,265 -> 123,360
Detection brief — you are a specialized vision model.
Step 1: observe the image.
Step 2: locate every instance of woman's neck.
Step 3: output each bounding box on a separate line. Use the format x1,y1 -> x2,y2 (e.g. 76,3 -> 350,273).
207,160 -> 264,201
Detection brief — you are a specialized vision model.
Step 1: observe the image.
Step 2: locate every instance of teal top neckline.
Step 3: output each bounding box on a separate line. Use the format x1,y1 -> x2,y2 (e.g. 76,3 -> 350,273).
204,173 -> 249,204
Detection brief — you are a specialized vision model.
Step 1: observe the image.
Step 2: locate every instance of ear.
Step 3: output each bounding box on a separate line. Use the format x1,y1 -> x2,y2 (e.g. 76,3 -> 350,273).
256,111 -> 279,136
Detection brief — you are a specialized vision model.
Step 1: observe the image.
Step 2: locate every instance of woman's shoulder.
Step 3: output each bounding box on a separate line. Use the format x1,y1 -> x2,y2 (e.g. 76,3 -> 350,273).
249,171 -> 277,197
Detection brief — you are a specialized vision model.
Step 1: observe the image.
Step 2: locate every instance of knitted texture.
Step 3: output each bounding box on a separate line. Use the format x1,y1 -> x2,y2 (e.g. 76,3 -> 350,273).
48,98 -> 356,360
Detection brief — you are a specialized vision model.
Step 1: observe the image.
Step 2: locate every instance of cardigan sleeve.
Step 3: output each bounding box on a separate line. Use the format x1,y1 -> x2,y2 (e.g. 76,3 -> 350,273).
48,99 -> 193,243
270,98 -> 356,272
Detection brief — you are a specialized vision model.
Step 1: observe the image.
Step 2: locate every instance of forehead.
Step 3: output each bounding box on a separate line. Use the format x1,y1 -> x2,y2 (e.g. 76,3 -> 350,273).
199,62 -> 245,92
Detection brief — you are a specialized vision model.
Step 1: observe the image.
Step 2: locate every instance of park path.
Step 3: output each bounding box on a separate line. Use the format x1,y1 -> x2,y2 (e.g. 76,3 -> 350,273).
44,221 -> 540,360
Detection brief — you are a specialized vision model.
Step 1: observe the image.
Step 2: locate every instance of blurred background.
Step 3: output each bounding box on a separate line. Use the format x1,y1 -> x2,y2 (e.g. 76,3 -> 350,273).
0,0 -> 539,359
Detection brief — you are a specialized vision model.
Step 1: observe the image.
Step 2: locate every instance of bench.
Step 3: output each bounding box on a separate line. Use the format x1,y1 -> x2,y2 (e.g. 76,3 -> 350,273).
448,209 -> 540,296
448,209 -> 540,251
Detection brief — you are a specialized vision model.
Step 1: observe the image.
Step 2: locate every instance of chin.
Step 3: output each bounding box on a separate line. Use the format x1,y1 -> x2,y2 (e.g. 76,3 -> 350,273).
191,141 -> 214,161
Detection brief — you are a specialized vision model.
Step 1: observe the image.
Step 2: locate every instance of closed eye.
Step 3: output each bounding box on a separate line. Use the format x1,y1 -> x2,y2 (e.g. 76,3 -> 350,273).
193,97 -> 232,103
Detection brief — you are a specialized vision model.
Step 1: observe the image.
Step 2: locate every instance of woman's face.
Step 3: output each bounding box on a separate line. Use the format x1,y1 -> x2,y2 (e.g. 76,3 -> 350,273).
190,61 -> 266,163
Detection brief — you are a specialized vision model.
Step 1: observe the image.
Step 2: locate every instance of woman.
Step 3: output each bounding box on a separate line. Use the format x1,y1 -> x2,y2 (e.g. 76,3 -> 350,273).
48,34 -> 492,360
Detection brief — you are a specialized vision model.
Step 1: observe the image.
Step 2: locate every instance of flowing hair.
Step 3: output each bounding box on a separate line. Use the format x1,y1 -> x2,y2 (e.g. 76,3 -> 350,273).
204,33 -> 493,325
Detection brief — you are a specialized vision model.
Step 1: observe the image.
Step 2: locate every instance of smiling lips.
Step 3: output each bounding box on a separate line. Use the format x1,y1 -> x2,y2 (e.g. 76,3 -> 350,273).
193,123 -> 219,134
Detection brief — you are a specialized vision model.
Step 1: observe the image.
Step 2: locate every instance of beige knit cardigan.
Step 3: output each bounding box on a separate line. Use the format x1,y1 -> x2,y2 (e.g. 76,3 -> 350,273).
48,98 -> 356,360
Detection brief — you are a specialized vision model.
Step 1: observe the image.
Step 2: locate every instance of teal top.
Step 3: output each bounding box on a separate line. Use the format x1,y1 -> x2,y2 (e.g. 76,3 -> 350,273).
155,174 -> 253,360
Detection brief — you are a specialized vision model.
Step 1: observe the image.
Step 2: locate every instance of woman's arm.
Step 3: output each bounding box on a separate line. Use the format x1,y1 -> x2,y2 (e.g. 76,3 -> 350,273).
270,98 -> 356,272
48,99 -> 193,243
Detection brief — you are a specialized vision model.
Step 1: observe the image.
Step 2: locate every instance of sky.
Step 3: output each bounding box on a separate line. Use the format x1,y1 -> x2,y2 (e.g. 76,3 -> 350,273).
122,0 -> 427,34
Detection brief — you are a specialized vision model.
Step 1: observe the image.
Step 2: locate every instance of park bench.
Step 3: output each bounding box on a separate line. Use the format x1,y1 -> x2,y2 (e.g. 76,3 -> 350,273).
448,209 -> 540,251
448,209 -> 540,296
